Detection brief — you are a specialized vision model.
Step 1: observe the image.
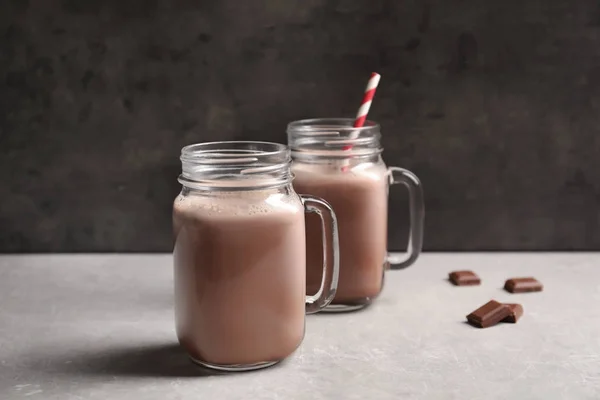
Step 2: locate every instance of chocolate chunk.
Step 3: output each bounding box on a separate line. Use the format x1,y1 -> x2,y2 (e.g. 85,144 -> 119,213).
448,270 -> 480,286
504,277 -> 543,293
466,300 -> 511,328
502,303 -> 523,323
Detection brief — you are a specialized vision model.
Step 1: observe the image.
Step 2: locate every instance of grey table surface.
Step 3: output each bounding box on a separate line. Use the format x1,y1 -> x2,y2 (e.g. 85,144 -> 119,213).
1,254 -> 599,400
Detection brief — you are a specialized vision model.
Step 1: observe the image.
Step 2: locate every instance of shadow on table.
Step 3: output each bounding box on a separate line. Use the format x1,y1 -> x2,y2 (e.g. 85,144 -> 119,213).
33,343 -> 222,378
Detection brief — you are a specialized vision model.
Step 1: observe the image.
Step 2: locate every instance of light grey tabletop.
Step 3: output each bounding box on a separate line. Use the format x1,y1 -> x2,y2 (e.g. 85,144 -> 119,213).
1,254 -> 599,400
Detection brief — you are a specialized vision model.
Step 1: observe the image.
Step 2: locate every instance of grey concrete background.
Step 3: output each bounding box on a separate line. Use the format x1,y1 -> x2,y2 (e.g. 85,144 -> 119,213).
1,0 -> 600,252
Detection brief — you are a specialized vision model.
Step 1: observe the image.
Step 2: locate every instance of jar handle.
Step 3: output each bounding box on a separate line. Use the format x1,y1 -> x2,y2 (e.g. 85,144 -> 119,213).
386,167 -> 425,269
301,195 -> 340,314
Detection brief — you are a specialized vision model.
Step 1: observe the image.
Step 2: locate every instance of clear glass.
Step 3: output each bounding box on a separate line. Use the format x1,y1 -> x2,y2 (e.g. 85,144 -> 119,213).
173,141 -> 339,371
288,119 -> 425,312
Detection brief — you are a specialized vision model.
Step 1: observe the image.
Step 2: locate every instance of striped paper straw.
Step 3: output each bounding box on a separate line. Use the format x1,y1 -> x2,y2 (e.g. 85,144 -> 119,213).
341,72 -> 381,169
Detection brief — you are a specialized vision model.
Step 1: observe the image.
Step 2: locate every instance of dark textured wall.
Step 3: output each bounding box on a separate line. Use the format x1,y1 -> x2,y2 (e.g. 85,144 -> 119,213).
1,0 -> 600,252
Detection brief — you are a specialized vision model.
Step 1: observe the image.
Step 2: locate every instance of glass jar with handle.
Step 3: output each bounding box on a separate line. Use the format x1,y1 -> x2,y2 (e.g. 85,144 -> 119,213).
288,119 -> 424,312
173,141 -> 339,370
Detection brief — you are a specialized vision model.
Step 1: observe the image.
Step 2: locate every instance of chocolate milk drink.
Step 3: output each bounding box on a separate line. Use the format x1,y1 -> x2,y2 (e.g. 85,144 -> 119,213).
288,118 -> 425,311
173,141 -> 340,370
173,190 -> 306,367
293,162 -> 388,305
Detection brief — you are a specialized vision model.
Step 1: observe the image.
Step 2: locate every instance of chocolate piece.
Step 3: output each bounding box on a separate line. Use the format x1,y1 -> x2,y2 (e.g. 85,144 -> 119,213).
504,277 -> 543,293
502,303 -> 523,323
466,300 -> 511,328
448,270 -> 481,286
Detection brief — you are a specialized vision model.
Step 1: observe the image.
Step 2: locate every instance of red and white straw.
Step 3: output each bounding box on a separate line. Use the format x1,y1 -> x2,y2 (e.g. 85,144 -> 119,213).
352,72 -> 381,130
341,72 -> 381,169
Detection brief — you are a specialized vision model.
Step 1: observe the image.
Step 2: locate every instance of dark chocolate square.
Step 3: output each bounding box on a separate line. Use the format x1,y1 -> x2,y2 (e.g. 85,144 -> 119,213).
504,277 -> 543,293
501,303 -> 523,323
466,300 -> 511,328
449,270 -> 481,286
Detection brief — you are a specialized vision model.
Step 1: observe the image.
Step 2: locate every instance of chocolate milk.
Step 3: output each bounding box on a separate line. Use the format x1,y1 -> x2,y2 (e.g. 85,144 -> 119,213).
173,190 -> 306,366
292,162 -> 389,304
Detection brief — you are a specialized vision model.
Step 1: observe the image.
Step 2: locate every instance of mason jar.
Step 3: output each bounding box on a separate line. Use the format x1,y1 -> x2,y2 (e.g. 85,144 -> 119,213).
287,119 -> 424,312
173,141 -> 339,371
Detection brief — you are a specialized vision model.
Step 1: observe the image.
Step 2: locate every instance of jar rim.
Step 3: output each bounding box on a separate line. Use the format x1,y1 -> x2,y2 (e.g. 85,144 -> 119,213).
181,141 -> 288,162
179,141 -> 292,191
287,118 -> 380,134
287,118 -> 382,160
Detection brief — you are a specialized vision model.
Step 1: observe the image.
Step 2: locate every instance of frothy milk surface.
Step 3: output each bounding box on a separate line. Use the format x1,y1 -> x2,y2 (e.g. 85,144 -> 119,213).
292,162 -> 388,304
173,189 -> 306,366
